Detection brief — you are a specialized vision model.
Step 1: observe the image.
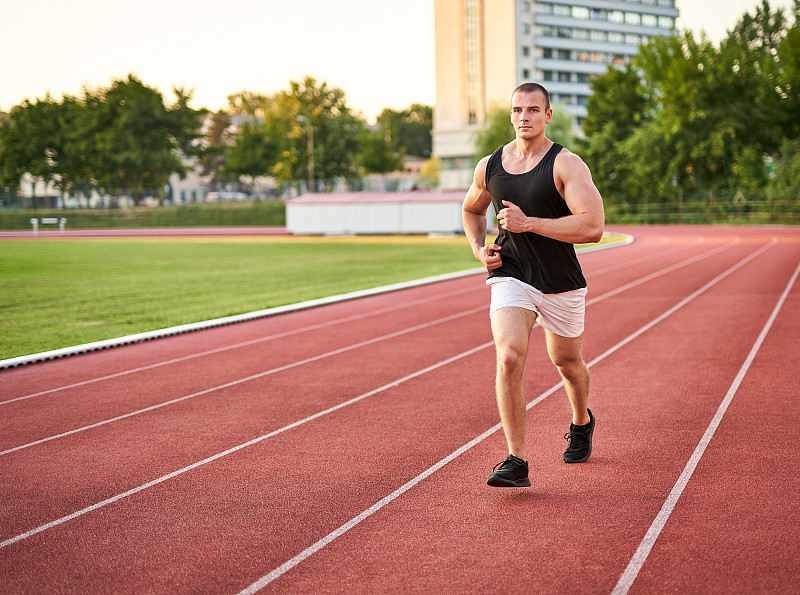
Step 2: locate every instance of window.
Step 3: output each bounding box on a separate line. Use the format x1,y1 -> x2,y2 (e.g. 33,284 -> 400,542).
609,32 -> 624,44
558,49 -> 571,60
576,73 -> 590,84
572,28 -> 589,40
642,14 -> 657,27
543,48 -> 553,59
572,7 -> 589,19
557,27 -> 571,38
543,71 -> 555,81
659,16 -> 674,29
523,22 -> 531,34
559,71 -> 572,82
577,95 -> 588,106
523,68 -> 531,79
554,4 -> 569,16
609,10 -> 624,23
522,45 -> 530,56
521,1 -> 530,12
625,12 -> 640,25
591,30 -> 606,42
626,33 -> 640,45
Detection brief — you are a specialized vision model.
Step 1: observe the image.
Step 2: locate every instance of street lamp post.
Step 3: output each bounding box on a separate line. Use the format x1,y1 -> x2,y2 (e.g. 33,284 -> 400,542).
297,115 -> 315,192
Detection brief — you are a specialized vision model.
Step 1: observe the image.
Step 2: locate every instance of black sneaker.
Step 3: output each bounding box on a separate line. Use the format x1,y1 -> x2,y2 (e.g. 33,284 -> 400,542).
487,454 -> 531,487
563,409 -> 595,463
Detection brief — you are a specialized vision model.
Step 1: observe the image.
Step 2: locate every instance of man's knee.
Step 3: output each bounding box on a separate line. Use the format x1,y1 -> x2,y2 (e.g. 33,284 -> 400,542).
552,355 -> 589,383
496,344 -> 526,377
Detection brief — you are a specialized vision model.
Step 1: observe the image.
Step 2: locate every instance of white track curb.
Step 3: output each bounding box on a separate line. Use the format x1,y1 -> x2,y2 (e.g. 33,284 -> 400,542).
1,235 -> 632,369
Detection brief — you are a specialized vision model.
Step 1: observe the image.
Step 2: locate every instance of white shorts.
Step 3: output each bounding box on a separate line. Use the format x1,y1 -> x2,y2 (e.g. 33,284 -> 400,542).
487,277 -> 587,338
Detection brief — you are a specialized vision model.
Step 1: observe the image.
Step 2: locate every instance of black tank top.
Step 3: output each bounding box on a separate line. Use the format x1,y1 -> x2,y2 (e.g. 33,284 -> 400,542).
485,142 -> 586,293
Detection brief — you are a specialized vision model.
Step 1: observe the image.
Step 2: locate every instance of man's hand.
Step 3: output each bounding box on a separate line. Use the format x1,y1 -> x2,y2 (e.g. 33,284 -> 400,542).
497,201 -> 529,233
476,244 -> 503,270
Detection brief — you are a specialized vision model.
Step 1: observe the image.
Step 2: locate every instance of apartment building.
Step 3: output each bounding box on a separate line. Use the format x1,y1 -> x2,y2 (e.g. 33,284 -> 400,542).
433,0 -> 679,189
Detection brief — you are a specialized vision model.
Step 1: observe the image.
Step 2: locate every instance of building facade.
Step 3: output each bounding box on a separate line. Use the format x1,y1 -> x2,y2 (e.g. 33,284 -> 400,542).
433,0 -> 679,189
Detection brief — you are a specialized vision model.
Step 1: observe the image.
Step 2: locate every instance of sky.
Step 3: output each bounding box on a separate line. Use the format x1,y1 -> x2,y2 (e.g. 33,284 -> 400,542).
0,0 -> 795,121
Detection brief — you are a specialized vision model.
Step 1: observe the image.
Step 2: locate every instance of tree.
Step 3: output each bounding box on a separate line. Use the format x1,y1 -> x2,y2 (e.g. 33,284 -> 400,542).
473,106 -> 514,161
281,76 -> 363,183
225,117 -> 286,184
547,103 -> 575,148
200,110 -> 234,189
375,104 -> 433,158
0,95 -> 63,207
579,63 -> 652,200
356,127 -> 404,174
85,74 -> 204,205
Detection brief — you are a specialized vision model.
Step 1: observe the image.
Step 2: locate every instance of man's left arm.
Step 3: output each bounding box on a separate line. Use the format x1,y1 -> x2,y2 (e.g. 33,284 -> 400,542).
497,151 -> 604,244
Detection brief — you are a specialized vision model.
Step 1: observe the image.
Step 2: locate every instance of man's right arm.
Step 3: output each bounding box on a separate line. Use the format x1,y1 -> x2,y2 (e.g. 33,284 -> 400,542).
462,156 -> 503,271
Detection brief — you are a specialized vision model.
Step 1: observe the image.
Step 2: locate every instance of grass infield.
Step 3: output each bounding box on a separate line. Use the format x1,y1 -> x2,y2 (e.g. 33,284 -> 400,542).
0,234 -> 619,360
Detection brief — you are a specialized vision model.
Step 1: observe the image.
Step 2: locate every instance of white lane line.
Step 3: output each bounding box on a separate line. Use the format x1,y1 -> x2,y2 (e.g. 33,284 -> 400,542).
0,306 -> 485,457
0,237 -> 741,455
611,252 -> 798,595
1,285 -> 480,406
236,238 -> 776,594
0,343 -> 493,550
0,235 -> 654,402
0,232 -> 702,406
0,236 -> 770,555
586,236 -> 704,277
0,268 -> 489,370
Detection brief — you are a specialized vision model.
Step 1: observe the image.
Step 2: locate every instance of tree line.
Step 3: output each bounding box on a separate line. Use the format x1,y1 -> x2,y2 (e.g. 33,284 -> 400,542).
0,75 -> 432,206
578,0 -> 800,216
473,1 -> 798,222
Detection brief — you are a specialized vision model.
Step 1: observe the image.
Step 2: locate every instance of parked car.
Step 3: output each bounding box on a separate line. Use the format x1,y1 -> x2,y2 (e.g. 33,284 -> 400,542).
205,191 -> 250,202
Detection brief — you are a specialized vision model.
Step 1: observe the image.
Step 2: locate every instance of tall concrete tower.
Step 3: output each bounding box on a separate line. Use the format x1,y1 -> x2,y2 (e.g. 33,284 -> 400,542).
433,0 -> 679,189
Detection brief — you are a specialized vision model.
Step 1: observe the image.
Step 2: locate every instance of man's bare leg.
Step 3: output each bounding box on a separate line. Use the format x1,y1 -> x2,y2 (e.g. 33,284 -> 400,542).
544,329 -> 590,426
490,307 -> 538,460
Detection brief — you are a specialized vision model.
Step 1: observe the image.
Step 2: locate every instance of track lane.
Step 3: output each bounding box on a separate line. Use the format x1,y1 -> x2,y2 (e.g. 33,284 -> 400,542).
0,231 -> 757,539
0,231 -> 735,448
1,227 -> 797,594
247,233 -> 794,594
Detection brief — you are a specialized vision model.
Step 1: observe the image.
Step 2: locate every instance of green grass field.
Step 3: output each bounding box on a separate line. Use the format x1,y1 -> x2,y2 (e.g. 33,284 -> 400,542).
0,236 -> 483,360
0,234 -> 624,361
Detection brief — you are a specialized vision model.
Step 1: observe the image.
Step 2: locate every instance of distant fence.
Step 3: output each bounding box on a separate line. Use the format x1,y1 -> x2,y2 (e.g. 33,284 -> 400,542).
2,187 -> 798,228
604,188 -> 800,225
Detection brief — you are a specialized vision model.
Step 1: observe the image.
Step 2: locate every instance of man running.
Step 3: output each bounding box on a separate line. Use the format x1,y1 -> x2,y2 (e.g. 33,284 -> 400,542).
462,82 -> 605,487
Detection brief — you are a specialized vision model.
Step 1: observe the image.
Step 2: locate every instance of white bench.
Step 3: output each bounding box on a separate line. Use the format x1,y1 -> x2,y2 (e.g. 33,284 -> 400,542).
30,217 -> 67,233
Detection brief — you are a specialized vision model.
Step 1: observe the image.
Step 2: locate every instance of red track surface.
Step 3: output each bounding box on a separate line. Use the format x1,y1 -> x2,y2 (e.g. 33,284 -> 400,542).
1,225 -> 798,594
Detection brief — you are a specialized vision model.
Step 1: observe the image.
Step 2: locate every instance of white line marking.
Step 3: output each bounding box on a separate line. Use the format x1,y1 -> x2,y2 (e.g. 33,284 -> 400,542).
235,238 -> 776,593
0,343 -> 493,550
0,306 -> 484,456
2,237 -> 739,452
611,250 -> 798,595
1,285 -> 480,406
0,235 -> 768,557
586,235 -> 704,277
0,232 -> 694,406
0,268 -> 489,370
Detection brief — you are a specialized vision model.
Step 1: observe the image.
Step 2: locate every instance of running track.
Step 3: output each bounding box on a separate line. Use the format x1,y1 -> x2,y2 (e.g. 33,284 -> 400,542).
1,225 -> 798,594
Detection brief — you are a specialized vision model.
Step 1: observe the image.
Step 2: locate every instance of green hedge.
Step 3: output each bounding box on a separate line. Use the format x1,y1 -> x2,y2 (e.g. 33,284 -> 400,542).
0,201 -> 287,230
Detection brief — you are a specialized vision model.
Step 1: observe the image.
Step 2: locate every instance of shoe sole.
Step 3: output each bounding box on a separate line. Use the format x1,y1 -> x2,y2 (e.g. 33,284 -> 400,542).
487,476 -> 532,487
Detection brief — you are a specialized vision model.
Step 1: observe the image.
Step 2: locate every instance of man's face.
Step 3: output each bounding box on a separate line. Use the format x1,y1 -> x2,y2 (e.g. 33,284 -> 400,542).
510,91 -> 552,139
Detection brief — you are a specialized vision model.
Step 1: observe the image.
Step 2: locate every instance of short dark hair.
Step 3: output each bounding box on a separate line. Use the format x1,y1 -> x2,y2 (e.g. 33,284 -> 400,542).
512,82 -> 550,111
